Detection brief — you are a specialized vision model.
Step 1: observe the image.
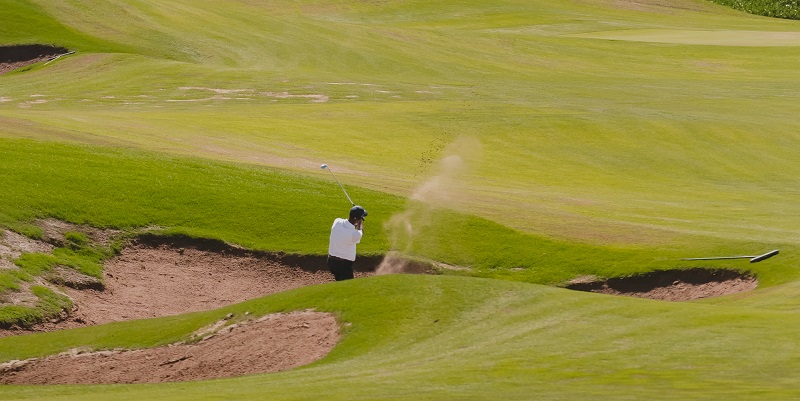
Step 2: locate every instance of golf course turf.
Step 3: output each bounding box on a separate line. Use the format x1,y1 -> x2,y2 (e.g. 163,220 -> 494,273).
2,0 -> 800,399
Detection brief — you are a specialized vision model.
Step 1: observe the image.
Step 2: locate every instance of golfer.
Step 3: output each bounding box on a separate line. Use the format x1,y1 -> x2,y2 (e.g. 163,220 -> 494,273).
327,205 -> 367,281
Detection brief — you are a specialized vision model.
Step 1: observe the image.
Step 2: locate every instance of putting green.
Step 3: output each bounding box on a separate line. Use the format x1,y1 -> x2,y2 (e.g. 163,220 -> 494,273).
570,29 -> 800,46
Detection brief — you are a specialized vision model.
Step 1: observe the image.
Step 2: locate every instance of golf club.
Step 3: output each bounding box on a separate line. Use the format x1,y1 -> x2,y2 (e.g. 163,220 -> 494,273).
320,164 -> 355,206
681,249 -> 779,263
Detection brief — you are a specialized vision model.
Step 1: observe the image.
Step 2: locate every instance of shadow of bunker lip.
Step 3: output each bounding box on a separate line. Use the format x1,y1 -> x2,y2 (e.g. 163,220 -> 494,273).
132,232 -> 389,273
0,44 -> 69,64
565,268 -> 757,301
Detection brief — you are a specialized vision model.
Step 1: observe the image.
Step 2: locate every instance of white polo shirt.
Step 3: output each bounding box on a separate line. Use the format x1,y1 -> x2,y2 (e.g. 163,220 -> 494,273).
328,218 -> 363,261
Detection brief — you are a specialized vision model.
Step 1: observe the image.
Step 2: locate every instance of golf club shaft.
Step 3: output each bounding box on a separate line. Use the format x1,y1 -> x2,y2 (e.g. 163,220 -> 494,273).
326,169 -> 355,206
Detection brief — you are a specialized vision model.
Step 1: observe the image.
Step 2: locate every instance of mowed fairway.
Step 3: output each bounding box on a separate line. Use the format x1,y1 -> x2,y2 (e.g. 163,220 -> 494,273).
2,0 -> 800,399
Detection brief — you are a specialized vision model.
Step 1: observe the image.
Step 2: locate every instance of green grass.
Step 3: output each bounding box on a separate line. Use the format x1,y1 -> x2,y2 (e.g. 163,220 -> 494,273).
0,138 -> 405,255
3,276 -> 800,400
1,0 -> 800,399
0,1 -> 116,50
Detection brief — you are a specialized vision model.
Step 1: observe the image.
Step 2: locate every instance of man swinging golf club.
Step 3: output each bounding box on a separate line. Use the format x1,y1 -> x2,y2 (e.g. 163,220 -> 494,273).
327,205 -> 367,281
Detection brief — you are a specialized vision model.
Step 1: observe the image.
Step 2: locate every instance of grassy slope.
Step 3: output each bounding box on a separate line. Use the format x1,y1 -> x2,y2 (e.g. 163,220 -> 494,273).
1,138 -> 796,286
1,0 -> 799,246
2,0 -> 800,399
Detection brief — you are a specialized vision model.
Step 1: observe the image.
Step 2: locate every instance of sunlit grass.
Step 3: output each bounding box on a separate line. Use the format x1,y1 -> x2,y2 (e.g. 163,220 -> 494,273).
4,276 -> 800,400
2,0 -> 800,399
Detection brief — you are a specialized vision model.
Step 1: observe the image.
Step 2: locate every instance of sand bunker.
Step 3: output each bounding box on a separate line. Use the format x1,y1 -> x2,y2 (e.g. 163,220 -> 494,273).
0,221 -> 430,384
566,268 -> 757,301
0,310 -> 338,384
0,236 -> 373,336
0,44 -> 69,75
0,234 -> 367,384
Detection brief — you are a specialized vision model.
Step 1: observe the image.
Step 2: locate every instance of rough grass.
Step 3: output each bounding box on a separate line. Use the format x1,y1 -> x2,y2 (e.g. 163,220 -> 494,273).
710,0 -> 800,19
0,229 -> 114,326
0,286 -> 71,328
14,233 -> 109,279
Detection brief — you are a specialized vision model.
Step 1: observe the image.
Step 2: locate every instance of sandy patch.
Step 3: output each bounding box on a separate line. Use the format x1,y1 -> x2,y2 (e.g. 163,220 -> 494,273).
167,87 -> 256,102
261,91 -> 329,103
0,310 -> 339,384
166,96 -> 231,102
0,281 -> 40,308
17,99 -> 48,108
179,86 -> 254,94
0,259 -> 14,270
36,218 -> 121,247
0,230 -> 54,260
0,57 -> 48,75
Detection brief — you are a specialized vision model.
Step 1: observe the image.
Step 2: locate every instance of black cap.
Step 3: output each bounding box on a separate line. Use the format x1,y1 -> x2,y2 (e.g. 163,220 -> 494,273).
349,205 -> 368,219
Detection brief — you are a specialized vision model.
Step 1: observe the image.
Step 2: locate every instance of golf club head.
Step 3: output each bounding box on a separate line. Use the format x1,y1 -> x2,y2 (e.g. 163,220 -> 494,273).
320,163 -> 356,205
750,249 -> 779,263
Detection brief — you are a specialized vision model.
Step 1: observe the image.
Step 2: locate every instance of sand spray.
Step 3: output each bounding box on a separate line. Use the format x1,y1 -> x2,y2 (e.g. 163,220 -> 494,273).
375,136 -> 482,274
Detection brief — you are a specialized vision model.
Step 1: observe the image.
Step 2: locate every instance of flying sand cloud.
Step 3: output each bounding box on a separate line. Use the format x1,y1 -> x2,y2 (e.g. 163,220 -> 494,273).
376,136 -> 482,274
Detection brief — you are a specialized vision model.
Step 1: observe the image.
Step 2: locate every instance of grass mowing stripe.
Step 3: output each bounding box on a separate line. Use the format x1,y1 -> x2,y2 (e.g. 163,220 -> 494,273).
0,0 -> 131,52
3,0 -> 800,247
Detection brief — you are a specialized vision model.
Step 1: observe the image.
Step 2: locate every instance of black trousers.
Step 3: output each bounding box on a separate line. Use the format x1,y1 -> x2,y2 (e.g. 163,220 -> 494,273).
327,255 -> 355,281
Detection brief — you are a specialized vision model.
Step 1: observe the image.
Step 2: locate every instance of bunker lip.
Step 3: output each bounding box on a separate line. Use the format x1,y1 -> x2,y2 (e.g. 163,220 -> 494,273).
566,268 -> 757,301
0,44 -> 70,75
